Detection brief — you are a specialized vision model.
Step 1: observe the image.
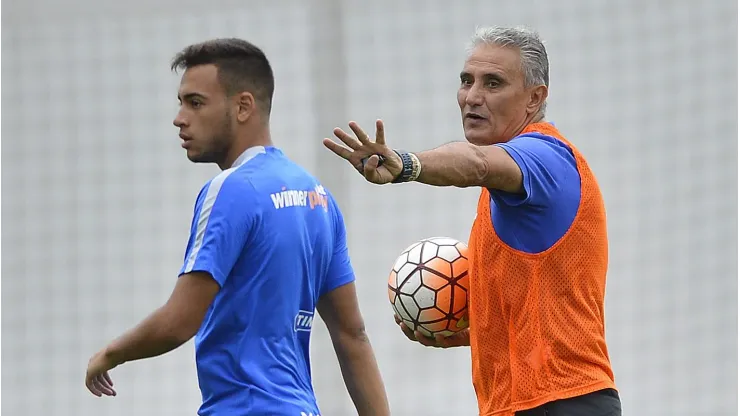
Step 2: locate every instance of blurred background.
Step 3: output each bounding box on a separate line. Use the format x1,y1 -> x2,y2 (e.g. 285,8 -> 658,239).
2,0 -> 737,415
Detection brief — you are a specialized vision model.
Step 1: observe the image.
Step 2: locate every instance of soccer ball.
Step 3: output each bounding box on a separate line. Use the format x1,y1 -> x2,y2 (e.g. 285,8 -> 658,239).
387,237 -> 470,338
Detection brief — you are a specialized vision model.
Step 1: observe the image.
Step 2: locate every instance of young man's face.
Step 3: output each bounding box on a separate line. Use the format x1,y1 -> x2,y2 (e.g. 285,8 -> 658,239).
173,64 -> 234,165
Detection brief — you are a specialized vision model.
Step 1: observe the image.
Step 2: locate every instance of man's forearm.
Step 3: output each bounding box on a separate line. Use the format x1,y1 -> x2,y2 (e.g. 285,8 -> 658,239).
413,142 -> 489,188
105,307 -> 189,366
334,333 -> 390,416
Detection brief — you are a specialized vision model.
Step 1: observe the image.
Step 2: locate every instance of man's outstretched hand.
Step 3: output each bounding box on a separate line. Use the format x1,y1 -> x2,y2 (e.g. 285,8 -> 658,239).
323,120 -> 403,185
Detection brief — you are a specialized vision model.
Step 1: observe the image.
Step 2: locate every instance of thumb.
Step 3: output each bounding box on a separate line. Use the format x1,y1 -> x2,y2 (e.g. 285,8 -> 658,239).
362,155 -> 383,183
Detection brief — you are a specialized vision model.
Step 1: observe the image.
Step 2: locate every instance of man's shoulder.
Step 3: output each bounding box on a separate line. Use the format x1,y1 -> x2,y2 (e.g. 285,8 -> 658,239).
508,131 -> 571,151
190,167 -> 259,214
499,130 -> 577,172
210,167 -> 257,195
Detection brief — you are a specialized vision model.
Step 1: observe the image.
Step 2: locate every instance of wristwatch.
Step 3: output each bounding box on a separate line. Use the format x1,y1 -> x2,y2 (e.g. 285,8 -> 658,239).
361,150 -> 421,183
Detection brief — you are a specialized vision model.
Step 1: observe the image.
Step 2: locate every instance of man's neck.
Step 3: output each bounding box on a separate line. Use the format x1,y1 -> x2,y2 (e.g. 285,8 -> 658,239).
219,129 -> 273,170
512,115 -> 546,138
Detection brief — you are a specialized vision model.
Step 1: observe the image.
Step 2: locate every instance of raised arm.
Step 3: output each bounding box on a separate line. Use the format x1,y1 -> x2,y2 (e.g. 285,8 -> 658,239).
323,119 -> 523,192
412,141 -> 522,192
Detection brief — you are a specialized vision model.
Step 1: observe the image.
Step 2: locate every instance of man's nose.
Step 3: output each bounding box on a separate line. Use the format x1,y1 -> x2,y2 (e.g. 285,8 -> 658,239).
465,84 -> 485,106
173,110 -> 188,128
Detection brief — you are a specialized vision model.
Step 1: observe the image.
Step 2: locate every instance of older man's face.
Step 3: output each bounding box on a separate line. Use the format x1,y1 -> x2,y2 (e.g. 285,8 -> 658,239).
457,44 -> 544,145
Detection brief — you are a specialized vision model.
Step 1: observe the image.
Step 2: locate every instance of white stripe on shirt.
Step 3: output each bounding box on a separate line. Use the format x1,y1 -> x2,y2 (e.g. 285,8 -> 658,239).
183,146 -> 266,273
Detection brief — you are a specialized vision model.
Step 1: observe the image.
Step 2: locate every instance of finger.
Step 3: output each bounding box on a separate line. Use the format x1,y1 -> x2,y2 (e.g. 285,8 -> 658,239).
333,127 -> 363,150
434,334 -> 451,348
322,138 -> 354,161
86,377 -> 102,397
394,314 -> 402,325
95,375 -> 116,396
348,121 -> 372,145
398,320 -> 410,332
96,373 -> 112,390
103,371 -> 114,387
414,330 -> 437,347
375,119 -> 386,146
92,377 -> 111,396
399,322 -> 415,339
398,322 -> 416,341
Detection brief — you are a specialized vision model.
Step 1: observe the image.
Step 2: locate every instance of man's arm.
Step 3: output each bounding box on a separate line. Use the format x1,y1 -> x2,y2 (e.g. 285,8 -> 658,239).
105,174 -> 256,365
324,120 -> 523,192
103,271 -> 220,366
413,141 -> 523,193
87,175 -> 255,384
317,283 -> 390,416
317,196 -> 390,415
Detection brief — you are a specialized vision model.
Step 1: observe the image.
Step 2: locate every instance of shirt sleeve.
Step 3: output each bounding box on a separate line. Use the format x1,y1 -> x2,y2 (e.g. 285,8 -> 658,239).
491,135 -> 579,207
320,198 -> 356,296
179,174 -> 258,286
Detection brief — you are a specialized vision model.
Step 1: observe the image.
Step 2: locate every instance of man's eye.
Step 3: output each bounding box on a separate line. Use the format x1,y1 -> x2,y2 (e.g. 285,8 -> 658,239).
191,101 -> 202,108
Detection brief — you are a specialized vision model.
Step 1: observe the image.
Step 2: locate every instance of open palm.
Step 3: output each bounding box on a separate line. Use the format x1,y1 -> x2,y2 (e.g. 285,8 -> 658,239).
322,120 -> 402,184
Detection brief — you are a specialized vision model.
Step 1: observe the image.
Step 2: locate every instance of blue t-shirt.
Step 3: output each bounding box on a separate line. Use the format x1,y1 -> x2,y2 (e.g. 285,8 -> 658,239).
489,131 -> 582,254
179,146 -> 354,416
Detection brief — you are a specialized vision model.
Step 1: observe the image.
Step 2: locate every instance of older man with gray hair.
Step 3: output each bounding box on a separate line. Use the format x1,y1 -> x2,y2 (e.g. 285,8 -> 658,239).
324,26 -> 622,416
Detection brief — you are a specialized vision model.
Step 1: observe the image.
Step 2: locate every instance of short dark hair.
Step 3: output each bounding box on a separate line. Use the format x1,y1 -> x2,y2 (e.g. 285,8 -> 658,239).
171,38 -> 275,113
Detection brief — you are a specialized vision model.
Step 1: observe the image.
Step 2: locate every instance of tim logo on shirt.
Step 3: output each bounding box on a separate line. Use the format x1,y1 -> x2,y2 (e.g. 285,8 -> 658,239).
270,185 -> 328,211
294,310 -> 314,332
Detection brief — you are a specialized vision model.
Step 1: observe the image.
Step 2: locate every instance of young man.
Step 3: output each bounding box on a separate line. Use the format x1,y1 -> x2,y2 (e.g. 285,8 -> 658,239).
84,38 -> 390,416
323,26 -> 621,416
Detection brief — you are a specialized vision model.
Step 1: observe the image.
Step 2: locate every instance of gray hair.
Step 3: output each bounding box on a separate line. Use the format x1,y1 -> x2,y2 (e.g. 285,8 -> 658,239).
467,26 -> 549,118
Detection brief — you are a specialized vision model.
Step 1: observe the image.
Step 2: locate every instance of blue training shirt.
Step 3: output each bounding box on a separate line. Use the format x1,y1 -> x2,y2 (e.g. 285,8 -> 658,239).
488,131 -> 582,254
179,146 -> 354,416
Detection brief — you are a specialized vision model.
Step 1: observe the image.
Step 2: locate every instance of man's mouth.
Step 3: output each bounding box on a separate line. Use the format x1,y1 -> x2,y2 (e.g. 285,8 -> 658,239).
465,113 -> 486,120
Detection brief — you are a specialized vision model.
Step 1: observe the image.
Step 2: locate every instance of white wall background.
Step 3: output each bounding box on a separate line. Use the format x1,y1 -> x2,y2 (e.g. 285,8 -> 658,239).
2,0 -> 737,415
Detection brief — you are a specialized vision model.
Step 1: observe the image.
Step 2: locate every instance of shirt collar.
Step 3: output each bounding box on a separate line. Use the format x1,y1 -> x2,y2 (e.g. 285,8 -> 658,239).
231,146 -> 267,168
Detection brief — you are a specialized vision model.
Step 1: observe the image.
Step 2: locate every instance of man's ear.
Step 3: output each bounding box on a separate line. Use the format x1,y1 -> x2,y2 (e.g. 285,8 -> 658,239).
236,92 -> 256,123
527,85 -> 548,115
